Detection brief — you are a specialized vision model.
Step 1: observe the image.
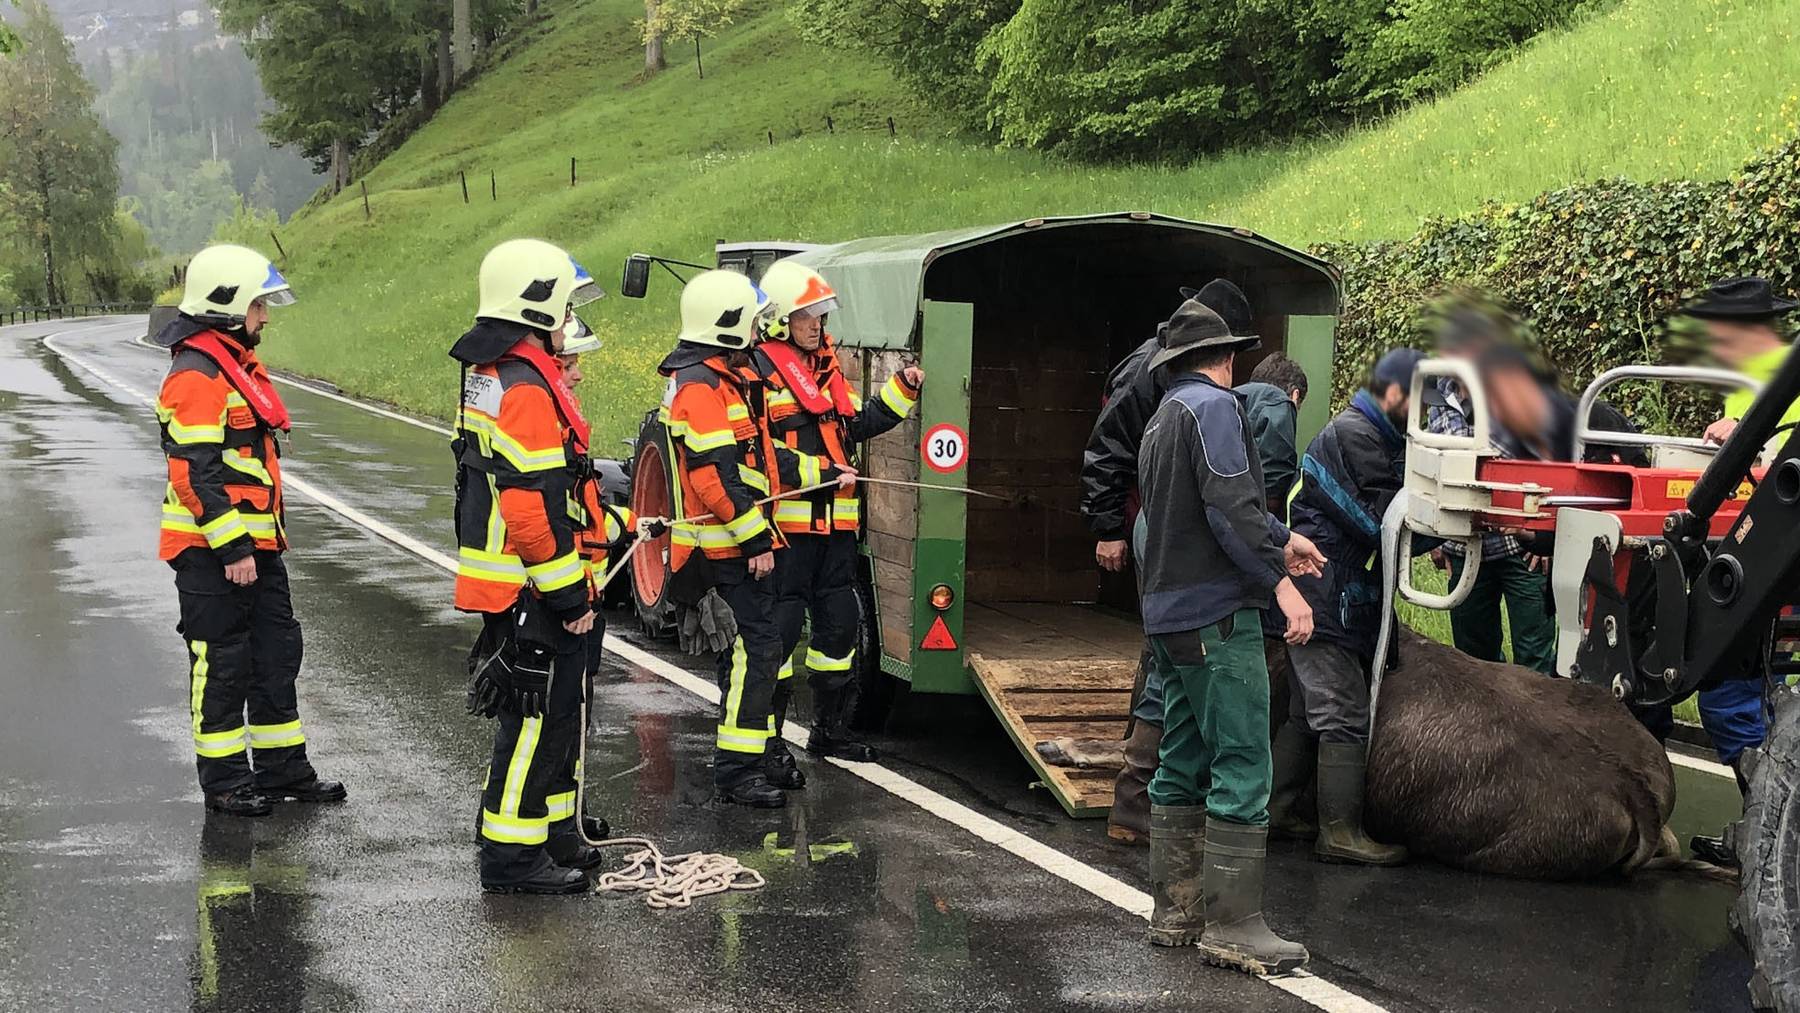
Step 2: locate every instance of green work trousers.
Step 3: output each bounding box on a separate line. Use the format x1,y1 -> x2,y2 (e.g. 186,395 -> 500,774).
1447,553 -> 1555,675
1146,608 -> 1271,825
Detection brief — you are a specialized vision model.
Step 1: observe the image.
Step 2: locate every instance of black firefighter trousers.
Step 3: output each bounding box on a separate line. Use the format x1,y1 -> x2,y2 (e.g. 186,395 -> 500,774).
773,531 -> 861,734
712,557 -> 784,786
474,606 -> 587,879
172,547 -> 317,796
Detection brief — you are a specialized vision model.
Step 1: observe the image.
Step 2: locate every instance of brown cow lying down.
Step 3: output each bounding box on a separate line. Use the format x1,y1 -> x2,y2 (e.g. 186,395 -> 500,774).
1367,629 -> 1700,880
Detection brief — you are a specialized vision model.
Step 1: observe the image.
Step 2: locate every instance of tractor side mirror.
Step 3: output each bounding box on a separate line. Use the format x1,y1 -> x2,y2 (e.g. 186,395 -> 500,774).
620,254 -> 652,299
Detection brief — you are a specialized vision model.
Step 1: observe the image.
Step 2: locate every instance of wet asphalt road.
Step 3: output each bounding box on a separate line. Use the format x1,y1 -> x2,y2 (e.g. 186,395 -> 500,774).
0,317 -> 1755,1013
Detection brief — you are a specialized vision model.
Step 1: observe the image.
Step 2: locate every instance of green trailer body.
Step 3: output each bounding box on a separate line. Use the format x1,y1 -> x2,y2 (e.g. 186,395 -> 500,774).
782,213 -> 1342,816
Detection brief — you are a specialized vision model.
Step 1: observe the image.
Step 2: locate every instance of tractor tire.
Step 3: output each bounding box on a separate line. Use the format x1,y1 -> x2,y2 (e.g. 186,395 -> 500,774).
1734,690 -> 1800,1012
629,411 -> 680,640
847,562 -> 901,732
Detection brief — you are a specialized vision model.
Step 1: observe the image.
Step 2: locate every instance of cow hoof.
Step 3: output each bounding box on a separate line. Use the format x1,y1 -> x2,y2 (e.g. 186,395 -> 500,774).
1146,926 -> 1203,947
1108,825 -> 1147,847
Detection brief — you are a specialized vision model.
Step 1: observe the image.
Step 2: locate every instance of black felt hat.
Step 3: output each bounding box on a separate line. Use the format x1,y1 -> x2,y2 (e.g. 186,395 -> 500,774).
1678,276 -> 1798,322
1177,279 -> 1256,340
1149,299 -> 1260,371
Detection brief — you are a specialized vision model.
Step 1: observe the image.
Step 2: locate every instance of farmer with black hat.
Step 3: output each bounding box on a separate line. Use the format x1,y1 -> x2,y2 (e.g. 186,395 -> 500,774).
1683,276 -> 1800,446
1135,296 -> 1324,973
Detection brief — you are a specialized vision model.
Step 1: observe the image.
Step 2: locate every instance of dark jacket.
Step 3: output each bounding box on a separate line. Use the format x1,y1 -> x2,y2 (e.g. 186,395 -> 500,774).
1289,390 -> 1421,659
1138,373 -> 1291,636
1237,380 -> 1299,512
1080,335 -> 1160,541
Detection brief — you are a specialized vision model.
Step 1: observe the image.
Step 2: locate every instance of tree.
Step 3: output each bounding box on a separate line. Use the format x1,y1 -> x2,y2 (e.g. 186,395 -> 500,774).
0,0 -> 123,304
215,0 -> 425,192
638,0 -> 744,78
0,1 -> 18,57
643,0 -> 666,74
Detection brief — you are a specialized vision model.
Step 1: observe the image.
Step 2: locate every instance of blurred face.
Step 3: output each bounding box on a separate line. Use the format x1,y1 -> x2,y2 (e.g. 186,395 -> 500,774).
558,353 -> 583,387
1704,320 -> 1783,369
789,310 -> 823,351
243,298 -> 269,338
1376,382 -> 1409,426
1486,366 -> 1549,437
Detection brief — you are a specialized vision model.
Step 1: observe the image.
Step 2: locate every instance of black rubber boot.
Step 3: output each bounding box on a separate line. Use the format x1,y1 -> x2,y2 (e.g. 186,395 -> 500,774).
765,683 -> 806,789
1199,818 -> 1309,974
1691,830 -> 1740,869
716,773 -> 786,808
806,687 -> 878,762
205,785 -> 272,818
1109,720 -> 1161,846
546,818 -> 605,871
1145,803 -> 1207,946
1267,722 -> 1317,841
261,777 -> 347,804
481,849 -> 589,896
1314,741 -> 1407,866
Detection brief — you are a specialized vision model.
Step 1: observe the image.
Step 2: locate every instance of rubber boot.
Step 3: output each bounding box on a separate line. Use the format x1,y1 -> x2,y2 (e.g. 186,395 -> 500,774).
205,785 -> 272,818
1198,818 -> 1309,974
546,818 -> 605,871
262,777 -> 348,804
716,773 -> 786,808
806,686 -> 878,762
1145,804 -> 1207,946
1313,741 -> 1407,866
1266,723 -> 1317,841
765,683 -> 806,789
1108,720 -> 1161,846
480,848 -> 589,895
581,814 -> 610,841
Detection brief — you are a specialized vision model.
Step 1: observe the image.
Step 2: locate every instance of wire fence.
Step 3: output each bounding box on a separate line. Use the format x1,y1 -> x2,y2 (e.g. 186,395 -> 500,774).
1,302 -> 155,327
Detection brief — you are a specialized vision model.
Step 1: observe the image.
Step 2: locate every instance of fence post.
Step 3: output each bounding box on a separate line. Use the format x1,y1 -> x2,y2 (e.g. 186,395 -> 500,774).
767,129 -> 774,146
461,170 -> 469,204
826,115 -> 833,134
887,116 -> 896,137
361,179 -> 371,219
490,170 -> 496,201
571,156 -> 577,187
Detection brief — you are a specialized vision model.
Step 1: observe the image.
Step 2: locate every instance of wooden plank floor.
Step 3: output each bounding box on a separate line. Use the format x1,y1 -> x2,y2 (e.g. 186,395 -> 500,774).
964,602 -> 1140,817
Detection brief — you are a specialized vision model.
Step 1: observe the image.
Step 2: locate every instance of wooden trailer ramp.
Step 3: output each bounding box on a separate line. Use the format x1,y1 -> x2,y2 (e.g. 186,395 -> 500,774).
963,602 -> 1142,817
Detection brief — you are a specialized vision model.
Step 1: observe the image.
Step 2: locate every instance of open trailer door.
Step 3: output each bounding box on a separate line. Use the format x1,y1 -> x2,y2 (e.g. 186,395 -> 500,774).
964,603 -> 1143,816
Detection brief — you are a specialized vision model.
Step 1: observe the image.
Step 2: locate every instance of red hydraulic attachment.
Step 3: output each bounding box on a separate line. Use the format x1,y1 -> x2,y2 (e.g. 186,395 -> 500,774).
1477,458 -> 1761,540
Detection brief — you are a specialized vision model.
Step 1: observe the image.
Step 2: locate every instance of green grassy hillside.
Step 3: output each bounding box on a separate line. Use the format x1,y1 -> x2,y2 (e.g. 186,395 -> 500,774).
265,0 -> 1800,447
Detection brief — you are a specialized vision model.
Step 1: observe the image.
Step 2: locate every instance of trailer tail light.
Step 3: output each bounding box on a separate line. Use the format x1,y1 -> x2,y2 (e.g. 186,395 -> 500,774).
929,584 -> 954,610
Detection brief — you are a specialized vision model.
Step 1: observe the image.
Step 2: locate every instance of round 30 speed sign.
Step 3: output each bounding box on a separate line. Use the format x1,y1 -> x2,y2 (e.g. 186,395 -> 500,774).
921,422 -> 969,474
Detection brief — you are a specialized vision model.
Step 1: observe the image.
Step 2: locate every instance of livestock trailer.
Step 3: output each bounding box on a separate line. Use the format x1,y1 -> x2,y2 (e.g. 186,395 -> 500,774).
626,213 -> 1342,816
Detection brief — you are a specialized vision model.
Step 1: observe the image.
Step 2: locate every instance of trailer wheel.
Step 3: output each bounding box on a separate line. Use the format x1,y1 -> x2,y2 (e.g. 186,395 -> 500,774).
630,412 -> 679,640
847,563 -> 899,732
1734,690 -> 1800,1011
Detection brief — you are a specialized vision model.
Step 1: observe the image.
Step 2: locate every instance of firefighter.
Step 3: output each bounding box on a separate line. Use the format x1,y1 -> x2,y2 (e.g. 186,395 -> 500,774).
452,238 -> 604,894
757,260 -> 922,780
548,315 -> 628,847
153,243 -> 345,817
658,270 -> 854,808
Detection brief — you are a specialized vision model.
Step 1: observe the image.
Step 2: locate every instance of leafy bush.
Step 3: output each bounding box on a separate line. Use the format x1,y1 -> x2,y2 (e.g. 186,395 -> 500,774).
1317,134 -> 1800,432
1334,0 -> 1600,111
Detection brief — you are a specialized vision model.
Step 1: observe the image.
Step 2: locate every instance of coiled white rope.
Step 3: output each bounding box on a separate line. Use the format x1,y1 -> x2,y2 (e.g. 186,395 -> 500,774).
589,837 -> 767,908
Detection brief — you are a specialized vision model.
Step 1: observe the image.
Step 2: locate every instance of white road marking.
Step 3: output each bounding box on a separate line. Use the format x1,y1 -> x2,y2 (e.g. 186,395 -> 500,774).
1668,749 -> 1737,780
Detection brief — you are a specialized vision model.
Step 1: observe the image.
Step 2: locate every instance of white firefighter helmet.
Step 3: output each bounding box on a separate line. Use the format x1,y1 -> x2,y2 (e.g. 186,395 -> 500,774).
177,244 -> 295,326
477,238 -> 604,331
758,260 -> 840,341
559,313 -> 602,356
676,269 -> 768,350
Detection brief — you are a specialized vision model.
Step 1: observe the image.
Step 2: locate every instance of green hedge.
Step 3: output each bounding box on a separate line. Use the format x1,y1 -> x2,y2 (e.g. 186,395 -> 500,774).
1316,134 -> 1800,431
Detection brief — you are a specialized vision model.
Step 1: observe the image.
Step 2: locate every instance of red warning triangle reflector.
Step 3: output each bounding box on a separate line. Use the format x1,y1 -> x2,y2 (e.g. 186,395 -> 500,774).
920,615 -> 957,650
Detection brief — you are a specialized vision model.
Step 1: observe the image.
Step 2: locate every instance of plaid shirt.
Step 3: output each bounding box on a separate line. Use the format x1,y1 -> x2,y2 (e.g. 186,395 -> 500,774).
1425,378 -> 1522,561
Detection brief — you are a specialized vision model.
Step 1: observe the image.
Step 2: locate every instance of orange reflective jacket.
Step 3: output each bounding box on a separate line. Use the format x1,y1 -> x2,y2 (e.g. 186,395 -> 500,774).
452,355 -> 593,618
763,338 -> 918,535
156,333 -> 286,562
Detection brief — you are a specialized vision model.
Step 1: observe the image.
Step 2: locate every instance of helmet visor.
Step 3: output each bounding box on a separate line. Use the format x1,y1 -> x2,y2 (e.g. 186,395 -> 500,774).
569,256 -> 604,307
259,264 -> 297,306
792,297 -> 839,320
560,313 -> 602,355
